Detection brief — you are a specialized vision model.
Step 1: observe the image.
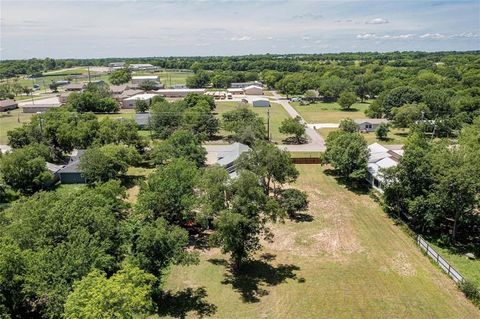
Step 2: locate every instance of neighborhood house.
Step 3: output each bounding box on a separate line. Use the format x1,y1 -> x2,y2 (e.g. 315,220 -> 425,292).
122,93 -> 157,109
205,143 -> 250,177
366,143 -> 403,192
0,99 -> 18,112
355,118 -> 389,132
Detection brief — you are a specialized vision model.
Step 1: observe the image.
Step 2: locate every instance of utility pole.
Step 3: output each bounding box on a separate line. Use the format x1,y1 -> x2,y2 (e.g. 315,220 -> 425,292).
267,108 -> 270,141
87,66 -> 91,83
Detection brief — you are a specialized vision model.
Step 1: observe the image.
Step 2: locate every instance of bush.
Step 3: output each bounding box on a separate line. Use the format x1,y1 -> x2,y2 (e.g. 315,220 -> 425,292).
459,280 -> 480,306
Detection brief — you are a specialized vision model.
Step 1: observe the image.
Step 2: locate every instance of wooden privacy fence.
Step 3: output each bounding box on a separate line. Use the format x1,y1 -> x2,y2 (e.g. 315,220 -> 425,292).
416,235 -> 464,284
291,157 -> 321,164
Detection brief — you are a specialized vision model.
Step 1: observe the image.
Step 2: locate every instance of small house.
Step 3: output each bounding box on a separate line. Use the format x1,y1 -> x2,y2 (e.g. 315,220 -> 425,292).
354,119 -> 389,132
366,143 -> 403,192
64,83 -> 85,91
205,143 -> 251,177
56,150 -> 87,184
0,99 -> 18,112
122,93 -> 157,109
252,99 -> 270,107
22,103 -> 61,113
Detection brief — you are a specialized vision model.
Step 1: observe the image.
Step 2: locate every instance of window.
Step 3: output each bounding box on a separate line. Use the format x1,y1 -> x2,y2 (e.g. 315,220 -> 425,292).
365,124 -> 373,129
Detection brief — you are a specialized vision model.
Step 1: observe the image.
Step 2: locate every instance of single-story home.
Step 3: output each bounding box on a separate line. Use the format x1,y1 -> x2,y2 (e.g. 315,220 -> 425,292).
59,91 -> 74,104
205,143 -> 250,177
55,150 -> 87,184
22,103 -> 61,113
244,85 -> 263,95
156,88 -> 206,98
0,99 -> 18,112
131,76 -> 160,85
252,99 -> 270,107
122,93 -> 157,109
227,88 -> 245,95
64,83 -> 85,91
110,84 -> 128,95
135,113 -> 151,129
230,81 -> 263,89
129,63 -> 156,71
114,89 -> 145,102
354,119 -> 389,132
366,143 -> 403,192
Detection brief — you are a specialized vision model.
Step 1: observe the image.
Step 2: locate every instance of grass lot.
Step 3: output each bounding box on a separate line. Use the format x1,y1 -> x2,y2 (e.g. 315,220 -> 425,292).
158,165 -> 478,318
317,127 -> 409,145
214,102 -> 291,144
0,109 -> 34,144
292,101 -> 370,123
134,71 -> 193,87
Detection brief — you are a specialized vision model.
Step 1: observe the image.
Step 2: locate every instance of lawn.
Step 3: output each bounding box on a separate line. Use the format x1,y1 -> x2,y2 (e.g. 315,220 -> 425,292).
316,127 -> 409,145
292,101 -> 371,123
215,102 -> 291,144
0,109 -> 34,144
158,165 -> 479,318
133,71 -> 194,87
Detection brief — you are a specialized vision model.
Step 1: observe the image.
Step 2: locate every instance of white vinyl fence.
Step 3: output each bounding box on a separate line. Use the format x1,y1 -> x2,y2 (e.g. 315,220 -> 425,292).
416,235 -> 464,284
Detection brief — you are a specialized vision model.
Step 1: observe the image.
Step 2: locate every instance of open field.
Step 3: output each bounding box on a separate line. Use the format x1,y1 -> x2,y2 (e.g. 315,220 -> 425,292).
292,101 -> 370,123
215,102 -> 291,144
158,165 -> 478,319
133,71 -> 193,87
0,109 -> 34,144
317,127 -> 409,145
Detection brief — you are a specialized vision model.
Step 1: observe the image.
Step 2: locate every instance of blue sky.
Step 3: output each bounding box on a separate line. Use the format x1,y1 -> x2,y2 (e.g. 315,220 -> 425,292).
1,0 -> 479,59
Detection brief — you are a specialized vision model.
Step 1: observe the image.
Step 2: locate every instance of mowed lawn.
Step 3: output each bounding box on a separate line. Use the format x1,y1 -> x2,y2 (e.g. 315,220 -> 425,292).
159,165 -> 479,319
214,102 -> 291,144
292,101 -> 371,123
0,109 -> 34,144
316,127 -> 409,145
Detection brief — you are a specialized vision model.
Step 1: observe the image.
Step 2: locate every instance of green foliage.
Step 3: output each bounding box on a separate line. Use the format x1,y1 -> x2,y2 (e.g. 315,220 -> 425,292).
109,68 -> 132,85
0,144 -> 52,194
183,93 -> 215,110
337,91 -> 357,110
318,76 -> 352,102
237,141 -> 298,194
151,129 -> 206,167
186,71 -> 210,88
279,116 -> 306,143
459,281 -> 480,307
324,131 -> 369,180
67,91 -> 119,113
79,144 -> 141,183
277,188 -> 309,216
375,123 -> 390,140
197,166 -> 230,224
137,158 -> 199,225
182,101 -> 219,138
392,102 -> 429,128
96,118 -> 145,149
139,80 -> 160,91
222,107 -> 267,145
150,100 -> 185,139
64,264 -> 156,319
135,99 -> 149,113
339,118 -> 358,133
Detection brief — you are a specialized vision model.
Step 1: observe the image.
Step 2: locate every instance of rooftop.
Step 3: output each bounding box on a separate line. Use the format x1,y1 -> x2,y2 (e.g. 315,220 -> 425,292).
354,118 -> 389,124
124,93 -> 158,101
0,99 -> 17,106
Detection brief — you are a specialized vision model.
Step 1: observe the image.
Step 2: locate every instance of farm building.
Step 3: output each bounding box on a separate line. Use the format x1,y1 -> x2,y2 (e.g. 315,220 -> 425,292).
55,150 -> 87,184
230,81 -> 263,89
22,103 -> 61,113
156,88 -> 206,98
354,119 -> 389,132
244,85 -> 263,95
366,143 -> 403,192
131,76 -> 160,85
122,93 -> 157,109
64,83 -> 85,91
0,99 -> 18,112
252,99 -> 270,107
205,143 -> 250,177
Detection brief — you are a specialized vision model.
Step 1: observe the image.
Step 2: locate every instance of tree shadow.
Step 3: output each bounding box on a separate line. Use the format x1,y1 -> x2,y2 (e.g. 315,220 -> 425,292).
323,169 -> 370,195
208,257 -> 303,303
188,229 -> 212,251
288,212 -> 314,223
157,287 -> 217,319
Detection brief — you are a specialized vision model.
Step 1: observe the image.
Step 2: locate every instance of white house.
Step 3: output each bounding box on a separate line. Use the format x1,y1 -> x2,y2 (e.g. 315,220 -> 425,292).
354,119 -> 389,132
131,76 -> 160,85
366,143 -> 403,192
252,99 -> 270,107
156,88 -> 206,98
122,93 -> 157,109
244,85 -> 263,95
230,81 -> 263,89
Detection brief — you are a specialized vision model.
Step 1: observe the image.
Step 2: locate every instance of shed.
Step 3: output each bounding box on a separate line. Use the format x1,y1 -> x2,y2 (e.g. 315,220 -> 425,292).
252,99 -> 270,107
0,99 -> 18,112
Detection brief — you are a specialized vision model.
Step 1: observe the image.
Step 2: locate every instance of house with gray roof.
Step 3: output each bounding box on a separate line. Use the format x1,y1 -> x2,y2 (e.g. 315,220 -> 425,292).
205,143 -> 250,177
0,99 -> 18,112
354,118 -> 389,132
56,150 -> 86,184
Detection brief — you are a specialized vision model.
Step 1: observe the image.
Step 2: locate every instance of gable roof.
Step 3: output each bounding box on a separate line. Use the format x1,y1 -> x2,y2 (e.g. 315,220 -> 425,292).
0,99 -> 17,107
354,118 -> 389,125
57,150 -> 85,174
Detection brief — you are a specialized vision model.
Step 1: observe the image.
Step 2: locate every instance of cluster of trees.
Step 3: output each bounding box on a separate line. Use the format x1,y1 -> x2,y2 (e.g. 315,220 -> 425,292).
66,82 -> 119,113
383,124 -> 480,248
108,68 -> 132,85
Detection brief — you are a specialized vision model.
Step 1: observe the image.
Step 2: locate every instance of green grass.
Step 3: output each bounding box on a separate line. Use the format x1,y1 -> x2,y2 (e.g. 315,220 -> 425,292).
215,102 -> 291,144
158,165 -> 479,318
0,109 -> 34,144
429,243 -> 480,287
292,101 -> 371,123
133,71 -> 193,87
317,127 -> 409,145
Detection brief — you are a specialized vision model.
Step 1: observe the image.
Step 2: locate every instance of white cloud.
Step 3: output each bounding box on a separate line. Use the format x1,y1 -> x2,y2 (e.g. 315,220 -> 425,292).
301,36 -> 310,41
366,18 -> 389,25
230,36 -> 252,41
357,33 -> 415,40
356,33 -> 377,39
419,33 -> 445,39
449,32 -> 480,38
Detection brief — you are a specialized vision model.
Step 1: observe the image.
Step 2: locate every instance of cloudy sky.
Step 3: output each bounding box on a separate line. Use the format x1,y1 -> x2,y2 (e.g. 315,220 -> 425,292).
1,0 -> 479,59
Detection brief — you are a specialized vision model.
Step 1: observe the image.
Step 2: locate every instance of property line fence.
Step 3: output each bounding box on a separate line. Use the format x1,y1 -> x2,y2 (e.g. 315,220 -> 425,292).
416,235 -> 464,284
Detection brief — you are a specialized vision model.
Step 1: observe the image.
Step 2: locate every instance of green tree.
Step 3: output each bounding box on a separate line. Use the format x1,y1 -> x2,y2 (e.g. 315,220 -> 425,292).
135,99 -> 149,113
182,101 -> 219,138
375,123 -> 390,140
183,93 -> 215,110
197,166 -> 230,225
392,102 -> 429,128
324,131 -> 369,180
109,68 -> 132,85
277,188 -> 309,217
237,141 -> 299,194
339,118 -> 358,133
139,80 -> 159,91
79,144 -> 141,183
186,71 -> 210,88
150,100 -> 185,139
222,107 -> 267,145
318,76 -> 352,102
279,116 -> 306,144
151,129 -> 207,167
137,158 -> 199,224
67,91 -> 119,113
64,264 -> 156,319
338,91 -> 357,110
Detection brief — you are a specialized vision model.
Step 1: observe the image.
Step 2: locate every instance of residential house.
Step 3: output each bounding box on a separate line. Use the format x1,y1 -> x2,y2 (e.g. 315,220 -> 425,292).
244,85 -> 263,95
366,143 -> 403,192
122,93 -> 157,109
205,143 -> 251,177
114,89 -> 144,102
252,99 -> 270,107
355,119 -> 389,132
56,150 -> 87,184
64,83 -> 85,91
156,88 -> 206,98
0,99 -> 18,112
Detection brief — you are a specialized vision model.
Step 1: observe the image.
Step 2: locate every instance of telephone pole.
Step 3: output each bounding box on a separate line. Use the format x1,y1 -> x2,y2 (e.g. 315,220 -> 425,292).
267,108 -> 270,141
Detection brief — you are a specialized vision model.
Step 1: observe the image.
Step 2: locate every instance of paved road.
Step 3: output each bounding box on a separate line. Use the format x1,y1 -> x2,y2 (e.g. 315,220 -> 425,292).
271,91 -> 326,152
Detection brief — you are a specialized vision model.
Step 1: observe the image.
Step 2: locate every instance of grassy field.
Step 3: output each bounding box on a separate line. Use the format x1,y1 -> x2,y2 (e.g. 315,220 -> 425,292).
317,127 -> 409,145
0,109 -> 34,144
158,165 -> 478,318
215,102 -> 291,144
133,71 -> 193,87
292,101 -> 371,123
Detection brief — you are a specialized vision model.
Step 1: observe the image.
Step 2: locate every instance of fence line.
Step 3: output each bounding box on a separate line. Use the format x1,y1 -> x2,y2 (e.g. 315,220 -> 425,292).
416,235 -> 464,284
